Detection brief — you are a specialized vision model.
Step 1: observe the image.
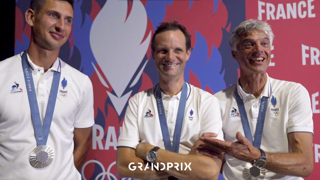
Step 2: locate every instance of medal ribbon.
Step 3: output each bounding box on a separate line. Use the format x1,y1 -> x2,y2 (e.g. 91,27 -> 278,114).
235,88 -> 269,148
21,51 -> 61,146
156,83 -> 187,153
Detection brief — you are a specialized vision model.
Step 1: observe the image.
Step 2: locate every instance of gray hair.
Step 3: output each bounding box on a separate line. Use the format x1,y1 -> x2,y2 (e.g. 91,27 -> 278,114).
229,19 -> 274,51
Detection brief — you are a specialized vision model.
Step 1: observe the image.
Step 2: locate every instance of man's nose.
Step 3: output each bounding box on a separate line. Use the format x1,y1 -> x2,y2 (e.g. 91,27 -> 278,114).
255,43 -> 264,51
253,44 -> 264,55
55,18 -> 65,31
166,50 -> 175,60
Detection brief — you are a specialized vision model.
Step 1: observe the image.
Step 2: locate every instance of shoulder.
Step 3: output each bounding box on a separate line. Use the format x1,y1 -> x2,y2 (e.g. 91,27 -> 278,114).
270,77 -> 308,95
59,59 -> 92,88
214,84 -> 237,101
0,54 -> 23,83
59,60 -> 93,95
187,84 -> 221,107
189,83 -> 214,97
59,60 -> 90,79
0,54 -> 21,69
128,86 -> 155,103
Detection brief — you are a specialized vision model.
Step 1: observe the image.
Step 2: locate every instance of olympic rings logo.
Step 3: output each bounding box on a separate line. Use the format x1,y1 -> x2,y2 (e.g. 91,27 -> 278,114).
59,93 -> 67,97
81,160 -> 135,180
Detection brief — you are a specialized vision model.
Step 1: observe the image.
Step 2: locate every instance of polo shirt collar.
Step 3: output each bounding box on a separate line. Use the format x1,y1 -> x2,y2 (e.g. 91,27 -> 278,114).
161,82 -> 190,100
26,53 -> 61,73
236,74 -> 271,100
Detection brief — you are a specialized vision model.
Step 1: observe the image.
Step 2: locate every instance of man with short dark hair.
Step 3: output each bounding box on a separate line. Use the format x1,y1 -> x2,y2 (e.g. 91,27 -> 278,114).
116,21 -> 223,180
0,0 -> 94,179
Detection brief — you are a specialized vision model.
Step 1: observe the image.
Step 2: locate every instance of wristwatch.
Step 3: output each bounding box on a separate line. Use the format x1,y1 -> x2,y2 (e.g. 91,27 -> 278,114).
249,148 -> 267,177
253,148 -> 267,168
146,146 -> 160,163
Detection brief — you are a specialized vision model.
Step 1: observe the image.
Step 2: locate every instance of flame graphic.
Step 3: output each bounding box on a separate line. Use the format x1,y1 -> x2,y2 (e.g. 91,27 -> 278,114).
90,0 -> 151,115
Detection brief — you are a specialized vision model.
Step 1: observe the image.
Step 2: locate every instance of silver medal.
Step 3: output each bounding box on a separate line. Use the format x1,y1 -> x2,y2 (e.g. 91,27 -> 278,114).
243,162 -> 267,179
243,163 -> 253,179
29,145 -> 54,168
250,166 -> 260,177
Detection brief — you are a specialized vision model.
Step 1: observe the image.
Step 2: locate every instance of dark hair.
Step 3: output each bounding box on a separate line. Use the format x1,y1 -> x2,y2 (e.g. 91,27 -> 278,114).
151,21 -> 192,52
30,0 -> 74,12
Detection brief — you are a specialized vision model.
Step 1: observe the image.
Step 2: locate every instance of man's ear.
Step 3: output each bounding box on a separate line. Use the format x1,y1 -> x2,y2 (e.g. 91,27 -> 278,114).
25,8 -> 35,27
152,51 -> 155,60
185,48 -> 191,61
231,50 -> 238,60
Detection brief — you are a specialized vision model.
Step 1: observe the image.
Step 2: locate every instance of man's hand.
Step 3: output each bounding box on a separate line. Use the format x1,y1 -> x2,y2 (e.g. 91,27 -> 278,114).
190,133 -> 224,160
189,133 -> 217,155
201,132 -> 260,162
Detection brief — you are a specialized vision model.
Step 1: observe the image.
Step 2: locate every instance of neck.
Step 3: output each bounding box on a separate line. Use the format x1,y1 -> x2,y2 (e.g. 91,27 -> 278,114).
159,78 -> 185,98
27,42 -> 60,72
239,72 -> 267,98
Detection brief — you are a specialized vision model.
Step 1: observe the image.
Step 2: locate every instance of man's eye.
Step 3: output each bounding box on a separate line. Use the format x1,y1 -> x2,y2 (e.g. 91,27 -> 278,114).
175,49 -> 183,53
158,50 -> 167,54
65,18 -> 73,24
244,42 -> 254,48
262,41 -> 269,47
244,42 -> 253,47
49,13 -> 58,19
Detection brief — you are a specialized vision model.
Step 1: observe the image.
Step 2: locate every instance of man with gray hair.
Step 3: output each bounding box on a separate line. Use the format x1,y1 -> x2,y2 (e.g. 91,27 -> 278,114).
200,19 -> 314,179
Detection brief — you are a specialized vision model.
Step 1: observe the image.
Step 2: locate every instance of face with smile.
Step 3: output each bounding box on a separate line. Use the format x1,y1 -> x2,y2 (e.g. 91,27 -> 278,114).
152,30 -> 191,81
26,0 -> 73,51
232,30 -> 271,75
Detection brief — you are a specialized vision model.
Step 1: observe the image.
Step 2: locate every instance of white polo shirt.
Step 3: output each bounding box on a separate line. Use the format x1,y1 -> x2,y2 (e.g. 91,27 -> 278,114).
214,75 -> 313,180
0,53 -> 94,179
118,83 -> 223,155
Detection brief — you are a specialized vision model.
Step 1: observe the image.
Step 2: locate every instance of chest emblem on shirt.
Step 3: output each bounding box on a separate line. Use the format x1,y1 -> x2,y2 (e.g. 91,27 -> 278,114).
230,107 -> 240,117
10,82 -> 23,93
188,109 -> 194,121
144,109 -> 153,118
59,77 -> 68,97
270,96 -> 280,116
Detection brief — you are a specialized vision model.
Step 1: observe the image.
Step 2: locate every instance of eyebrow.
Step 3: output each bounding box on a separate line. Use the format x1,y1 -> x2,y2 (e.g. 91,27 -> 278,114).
47,10 -> 73,20
242,37 -> 270,42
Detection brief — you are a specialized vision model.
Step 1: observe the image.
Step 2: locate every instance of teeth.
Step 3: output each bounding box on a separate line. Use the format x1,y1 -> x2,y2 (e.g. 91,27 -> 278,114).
252,57 -> 264,61
165,64 -> 177,67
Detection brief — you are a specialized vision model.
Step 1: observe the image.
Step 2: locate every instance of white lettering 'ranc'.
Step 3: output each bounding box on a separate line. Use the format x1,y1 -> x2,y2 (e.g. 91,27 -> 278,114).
92,124 -> 119,150
258,0 -> 316,20
312,92 -> 320,114
314,144 -> 320,163
302,44 -> 320,66
269,44 -> 275,67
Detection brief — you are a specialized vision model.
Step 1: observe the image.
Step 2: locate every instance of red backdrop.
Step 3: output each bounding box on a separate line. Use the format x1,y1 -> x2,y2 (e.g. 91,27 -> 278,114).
247,1 -> 320,179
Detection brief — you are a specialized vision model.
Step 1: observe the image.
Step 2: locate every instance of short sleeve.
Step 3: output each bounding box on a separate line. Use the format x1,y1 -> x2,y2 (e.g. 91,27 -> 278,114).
287,84 -> 313,134
117,96 -> 140,149
74,76 -> 94,128
199,95 -> 224,141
